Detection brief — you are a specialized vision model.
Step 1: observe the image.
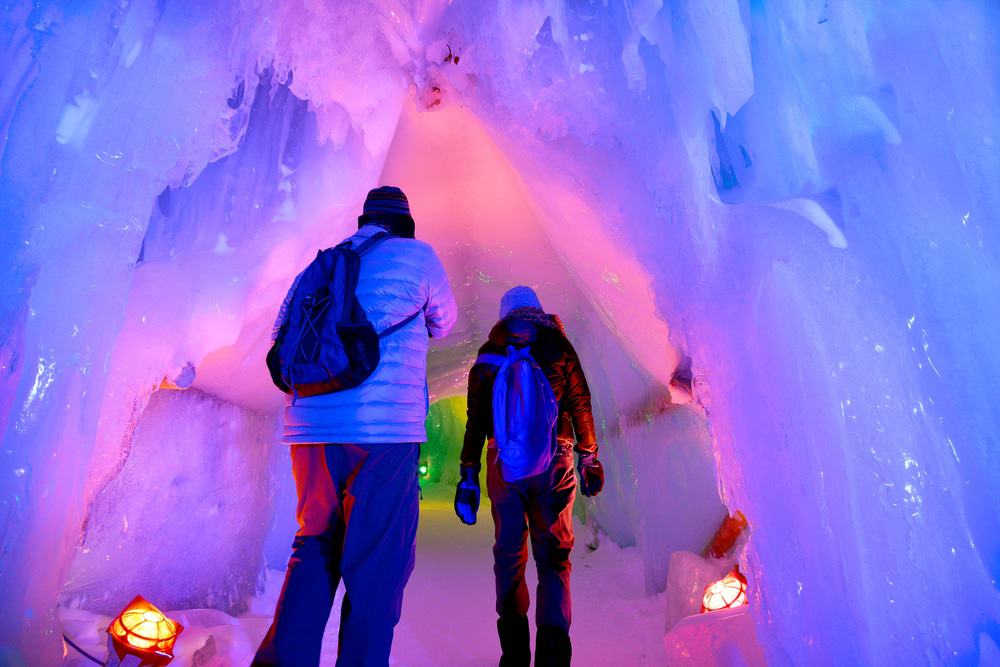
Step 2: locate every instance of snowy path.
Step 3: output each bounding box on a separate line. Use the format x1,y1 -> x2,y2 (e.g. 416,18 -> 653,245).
63,485 -> 666,666
385,489 -> 665,666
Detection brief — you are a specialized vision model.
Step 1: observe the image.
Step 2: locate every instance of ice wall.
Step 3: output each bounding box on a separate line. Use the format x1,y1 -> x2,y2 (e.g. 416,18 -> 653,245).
0,3 -> 264,661
61,388 -> 277,616
2,1 -> 1000,665
0,1 -> 408,661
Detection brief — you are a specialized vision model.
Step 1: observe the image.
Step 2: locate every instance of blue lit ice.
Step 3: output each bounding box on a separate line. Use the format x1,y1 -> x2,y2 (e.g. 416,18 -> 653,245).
1,2 -> 998,664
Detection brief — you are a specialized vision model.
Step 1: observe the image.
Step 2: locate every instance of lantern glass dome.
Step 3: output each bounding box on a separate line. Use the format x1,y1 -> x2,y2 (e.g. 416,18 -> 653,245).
108,595 -> 184,657
700,566 -> 749,613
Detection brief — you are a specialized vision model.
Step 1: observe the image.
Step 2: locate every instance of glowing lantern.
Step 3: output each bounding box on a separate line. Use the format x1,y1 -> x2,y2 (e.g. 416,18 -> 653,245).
700,565 -> 749,613
107,596 -> 184,666
418,462 -> 429,477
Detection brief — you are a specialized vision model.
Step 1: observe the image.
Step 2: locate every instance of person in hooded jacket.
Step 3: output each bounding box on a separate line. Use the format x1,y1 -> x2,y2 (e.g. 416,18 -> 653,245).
255,186 -> 457,667
455,286 -> 605,667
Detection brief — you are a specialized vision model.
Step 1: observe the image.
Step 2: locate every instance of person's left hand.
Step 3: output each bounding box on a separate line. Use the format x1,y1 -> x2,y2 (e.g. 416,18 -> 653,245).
578,452 -> 604,497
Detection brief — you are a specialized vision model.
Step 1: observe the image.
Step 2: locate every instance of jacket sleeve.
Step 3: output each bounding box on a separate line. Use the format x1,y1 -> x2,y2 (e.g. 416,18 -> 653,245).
461,360 -> 497,468
424,248 -> 457,339
563,340 -> 598,454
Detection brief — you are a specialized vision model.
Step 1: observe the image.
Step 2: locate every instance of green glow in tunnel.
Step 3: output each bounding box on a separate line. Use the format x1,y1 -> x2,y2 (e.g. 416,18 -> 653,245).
421,396 -> 468,485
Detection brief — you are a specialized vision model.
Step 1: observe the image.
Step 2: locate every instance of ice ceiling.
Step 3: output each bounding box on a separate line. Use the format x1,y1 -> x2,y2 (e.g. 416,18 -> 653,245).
1,1 -> 999,665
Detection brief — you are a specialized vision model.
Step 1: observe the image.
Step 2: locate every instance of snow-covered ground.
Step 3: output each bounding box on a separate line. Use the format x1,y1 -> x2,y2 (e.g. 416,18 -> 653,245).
62,484 -> 666,666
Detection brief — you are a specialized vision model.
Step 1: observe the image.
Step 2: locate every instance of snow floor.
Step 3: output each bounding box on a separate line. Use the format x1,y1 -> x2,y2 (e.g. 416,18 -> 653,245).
62,484 -> 666,666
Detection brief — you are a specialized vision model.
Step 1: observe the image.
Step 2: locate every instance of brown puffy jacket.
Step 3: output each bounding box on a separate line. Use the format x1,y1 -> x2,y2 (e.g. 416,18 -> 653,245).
460,312 -> 597,468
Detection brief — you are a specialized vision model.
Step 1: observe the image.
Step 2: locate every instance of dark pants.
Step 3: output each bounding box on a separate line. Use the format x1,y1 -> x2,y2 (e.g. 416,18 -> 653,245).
487,445 -> 576,665
254,443 -> 420,667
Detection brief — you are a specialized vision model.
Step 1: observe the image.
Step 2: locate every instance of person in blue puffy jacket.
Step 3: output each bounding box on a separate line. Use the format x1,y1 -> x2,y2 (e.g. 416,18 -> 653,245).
254,186 -> 457,667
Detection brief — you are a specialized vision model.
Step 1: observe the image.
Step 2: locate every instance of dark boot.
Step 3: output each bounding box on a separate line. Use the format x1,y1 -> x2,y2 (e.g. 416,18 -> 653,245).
498,615 -> 531,667
535,625 -> 571,667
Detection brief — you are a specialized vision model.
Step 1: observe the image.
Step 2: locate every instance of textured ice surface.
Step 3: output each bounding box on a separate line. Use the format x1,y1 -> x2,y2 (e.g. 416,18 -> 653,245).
3,1 -> 1000,665
664,605 -> 766,667
61,388 -> 277,616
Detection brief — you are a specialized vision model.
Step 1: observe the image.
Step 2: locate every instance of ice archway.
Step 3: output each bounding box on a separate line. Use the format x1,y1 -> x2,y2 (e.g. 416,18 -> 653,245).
2,1 -> 1000,665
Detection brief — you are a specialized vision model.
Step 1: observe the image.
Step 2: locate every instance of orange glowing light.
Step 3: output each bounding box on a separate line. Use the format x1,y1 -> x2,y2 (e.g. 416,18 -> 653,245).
704,510 -> 749,559
700,565 -> 749,613
107,595 -> 183,665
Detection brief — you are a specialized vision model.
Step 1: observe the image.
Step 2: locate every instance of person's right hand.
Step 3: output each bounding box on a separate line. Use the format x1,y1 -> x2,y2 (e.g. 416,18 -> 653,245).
454,464 -> 481,525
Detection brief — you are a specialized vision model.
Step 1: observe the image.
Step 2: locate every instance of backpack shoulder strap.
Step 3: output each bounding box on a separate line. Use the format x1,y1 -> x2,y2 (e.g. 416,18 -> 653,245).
324,229 -> 391,259
378,298 -> 428,338
378,308 -> 421,338
324,231 -> 394,323
352,230 -> 392,255
475,352 -> 507,367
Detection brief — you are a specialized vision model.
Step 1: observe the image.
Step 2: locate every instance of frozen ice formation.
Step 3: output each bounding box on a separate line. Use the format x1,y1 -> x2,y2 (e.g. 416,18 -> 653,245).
61,389 -> 278,616
1,1 -> 999,665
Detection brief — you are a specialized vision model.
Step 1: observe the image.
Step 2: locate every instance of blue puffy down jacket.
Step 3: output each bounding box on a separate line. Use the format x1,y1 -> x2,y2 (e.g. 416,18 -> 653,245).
273,224 -> 457,444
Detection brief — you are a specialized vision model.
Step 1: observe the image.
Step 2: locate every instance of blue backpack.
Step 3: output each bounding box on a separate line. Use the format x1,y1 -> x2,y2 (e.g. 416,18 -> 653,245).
269,231 -> 421,401
492,345 -> 559,482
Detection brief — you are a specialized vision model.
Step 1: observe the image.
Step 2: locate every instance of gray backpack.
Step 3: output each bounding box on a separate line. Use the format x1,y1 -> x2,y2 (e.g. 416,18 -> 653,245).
492,345 -> 559,481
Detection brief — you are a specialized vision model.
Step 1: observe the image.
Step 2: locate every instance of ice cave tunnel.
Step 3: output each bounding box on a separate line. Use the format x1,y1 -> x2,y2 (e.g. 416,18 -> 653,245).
1,1 -> 1000,666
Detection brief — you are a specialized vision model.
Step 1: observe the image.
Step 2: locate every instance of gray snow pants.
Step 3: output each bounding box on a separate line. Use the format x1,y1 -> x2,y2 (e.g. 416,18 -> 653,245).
487,444 -> 577,632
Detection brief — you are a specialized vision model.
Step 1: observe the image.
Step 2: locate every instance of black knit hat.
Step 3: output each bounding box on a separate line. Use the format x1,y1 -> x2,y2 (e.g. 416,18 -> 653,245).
358,186 -> 415,238
363,186 -> 410,217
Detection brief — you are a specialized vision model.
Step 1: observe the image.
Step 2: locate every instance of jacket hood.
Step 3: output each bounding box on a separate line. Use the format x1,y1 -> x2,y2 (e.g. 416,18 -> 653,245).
499,286 -> 543,319
488,310 -> 566,347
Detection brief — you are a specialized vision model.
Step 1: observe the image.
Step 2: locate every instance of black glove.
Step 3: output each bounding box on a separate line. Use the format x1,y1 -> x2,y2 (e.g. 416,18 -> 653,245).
577,452 -> 604,497
454,464 -> 481,525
